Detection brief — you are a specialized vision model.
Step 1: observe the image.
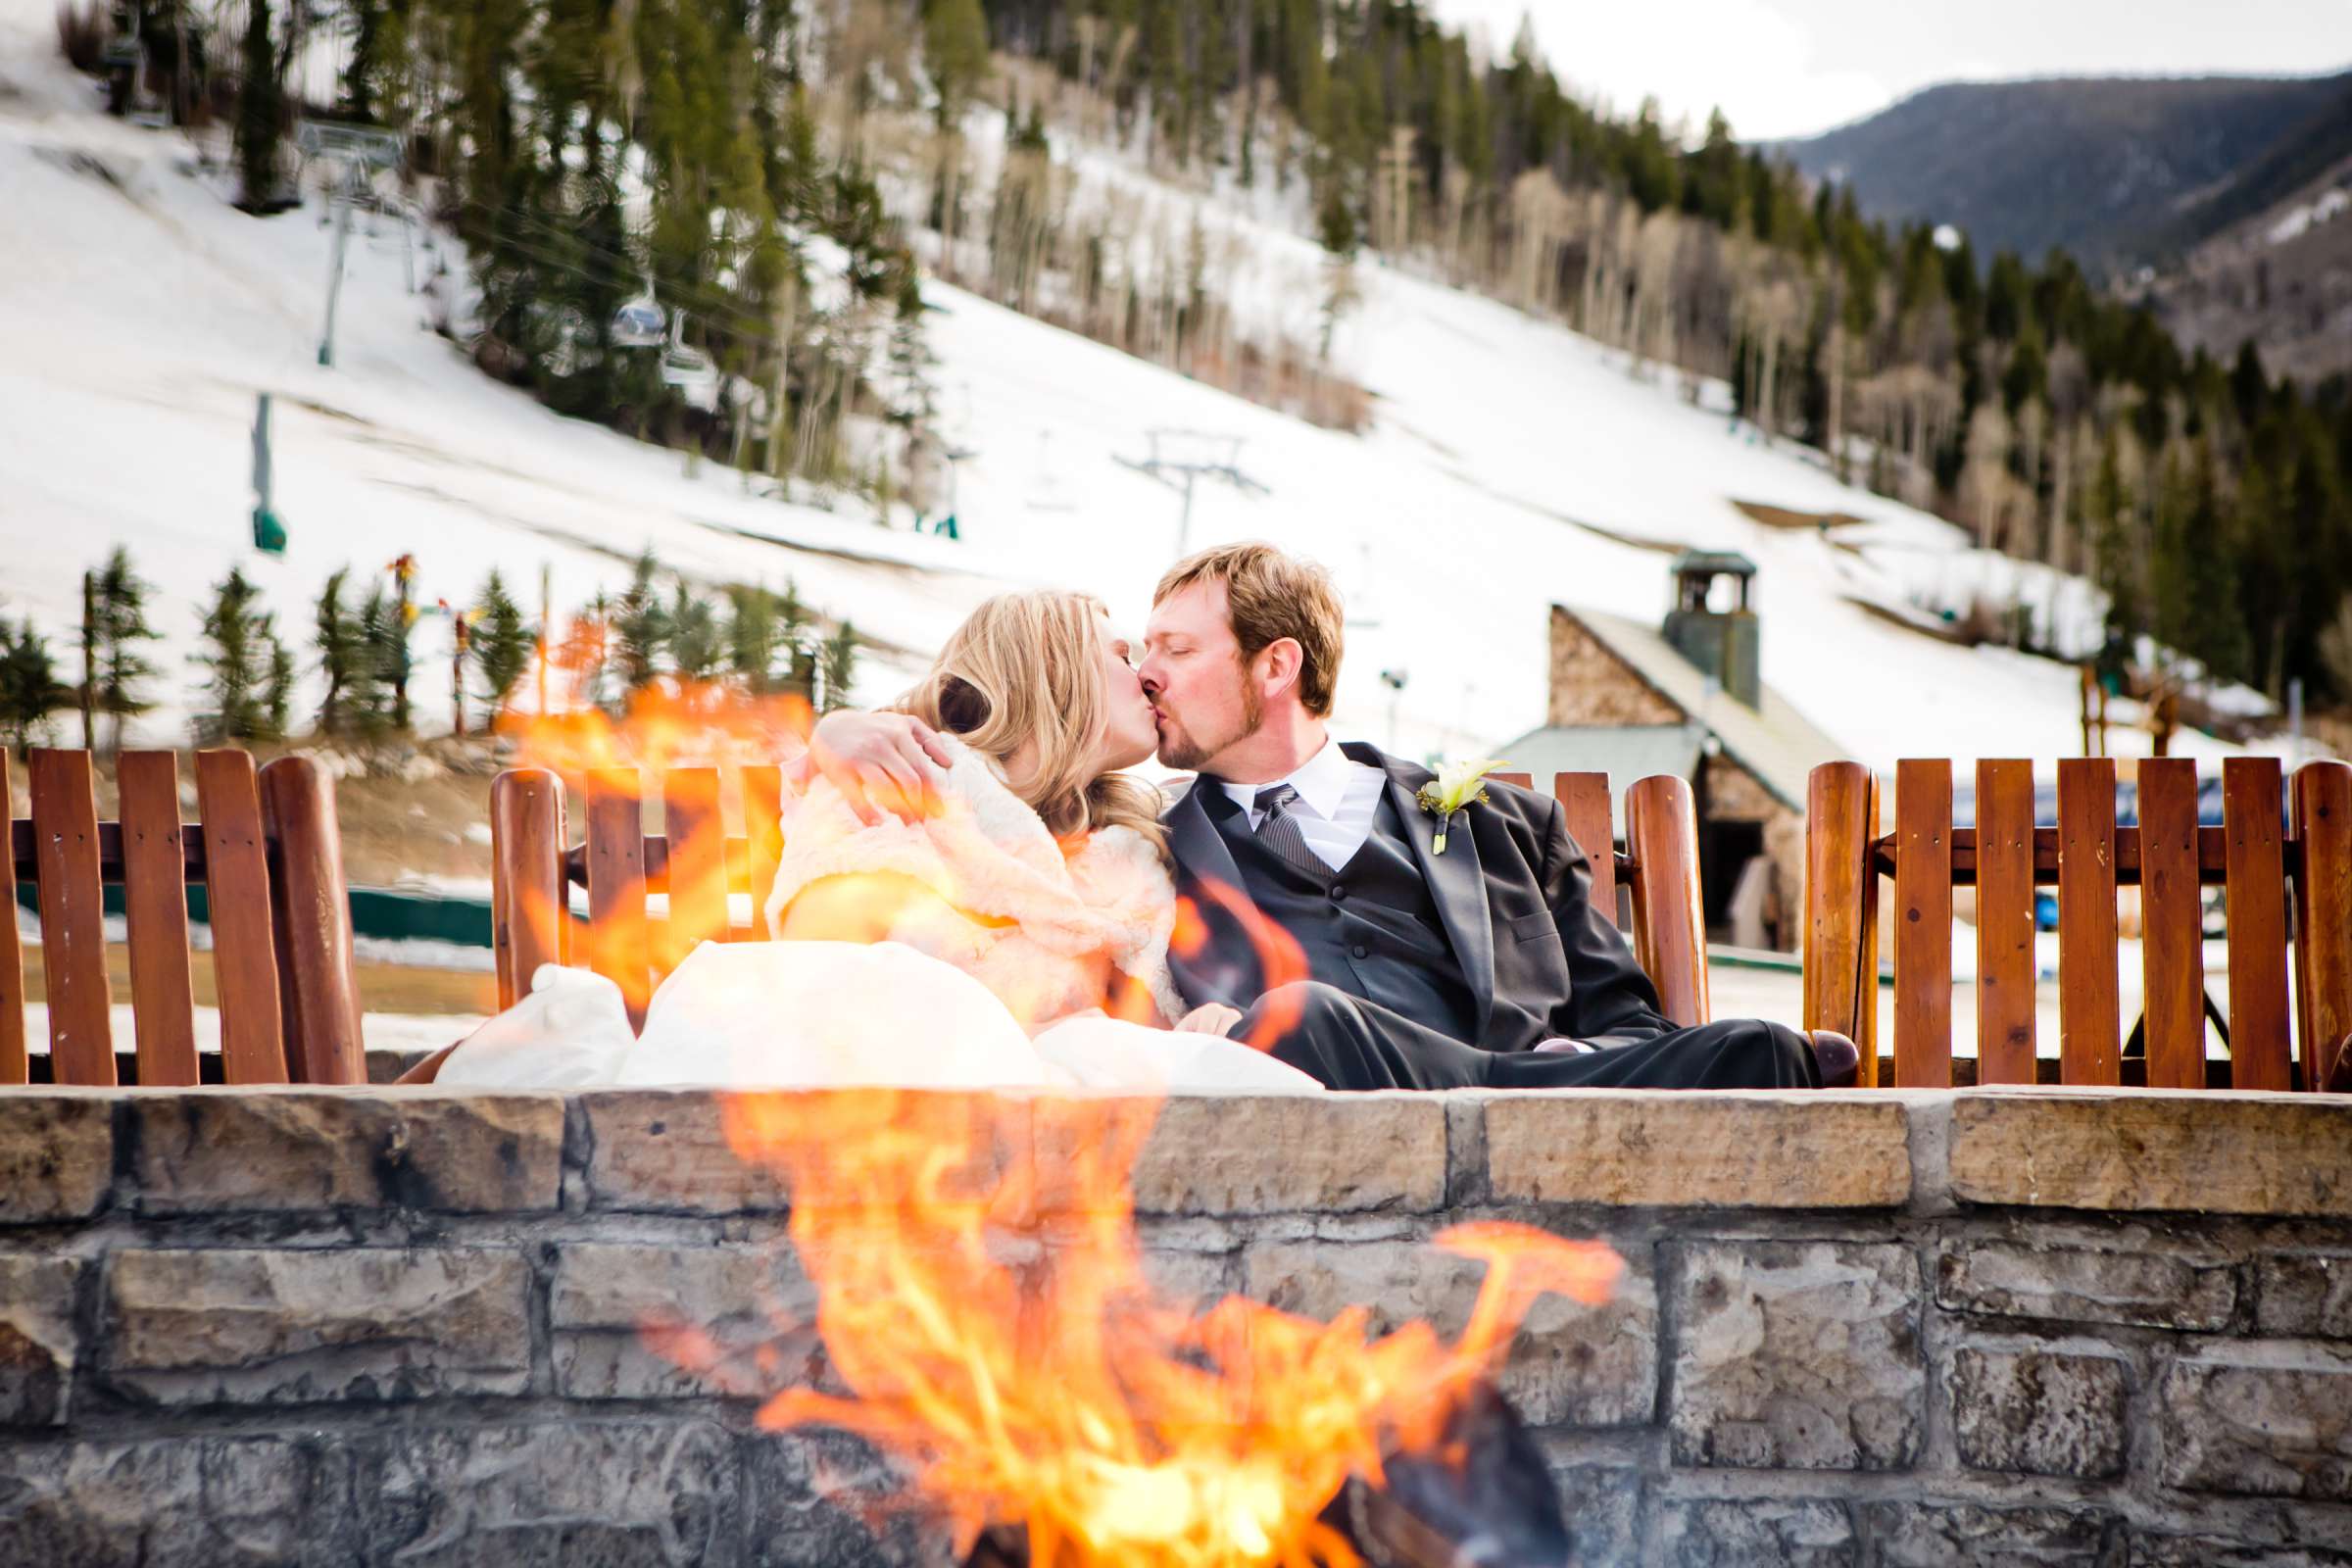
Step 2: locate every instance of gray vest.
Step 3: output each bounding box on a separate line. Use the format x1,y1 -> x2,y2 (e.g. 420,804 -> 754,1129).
1206,786 -> 1480,1042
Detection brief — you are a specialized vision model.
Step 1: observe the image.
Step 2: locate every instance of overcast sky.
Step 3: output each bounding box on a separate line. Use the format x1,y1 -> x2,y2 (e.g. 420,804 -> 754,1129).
1428,0 -> 2352,142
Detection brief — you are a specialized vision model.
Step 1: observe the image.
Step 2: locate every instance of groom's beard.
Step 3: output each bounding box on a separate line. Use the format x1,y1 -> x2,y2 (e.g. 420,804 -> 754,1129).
1154,684 -> 1263,774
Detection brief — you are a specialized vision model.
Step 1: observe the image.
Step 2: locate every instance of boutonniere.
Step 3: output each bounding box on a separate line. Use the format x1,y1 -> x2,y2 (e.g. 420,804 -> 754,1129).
1416,759 -> 1505,855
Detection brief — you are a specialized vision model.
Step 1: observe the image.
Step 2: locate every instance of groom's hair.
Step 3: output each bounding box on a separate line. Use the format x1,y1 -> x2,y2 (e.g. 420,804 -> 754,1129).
1154,543 -> 1343,716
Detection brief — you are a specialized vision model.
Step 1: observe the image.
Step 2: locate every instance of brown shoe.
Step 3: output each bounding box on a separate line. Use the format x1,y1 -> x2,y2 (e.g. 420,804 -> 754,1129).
1809,1030 -> 1861,1089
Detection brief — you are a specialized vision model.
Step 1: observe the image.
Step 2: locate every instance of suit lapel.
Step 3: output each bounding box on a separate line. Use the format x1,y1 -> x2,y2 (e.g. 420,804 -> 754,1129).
1349,743 -> 1496,1033
1165,779 -> 1247,899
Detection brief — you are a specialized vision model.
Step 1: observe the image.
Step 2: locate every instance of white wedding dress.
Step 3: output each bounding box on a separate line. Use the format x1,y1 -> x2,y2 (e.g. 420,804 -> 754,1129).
434,740 -> 1320,1096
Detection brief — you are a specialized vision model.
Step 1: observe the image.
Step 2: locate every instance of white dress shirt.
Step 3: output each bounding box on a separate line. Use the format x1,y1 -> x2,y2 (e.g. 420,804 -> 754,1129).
1217,738 -> 1387,871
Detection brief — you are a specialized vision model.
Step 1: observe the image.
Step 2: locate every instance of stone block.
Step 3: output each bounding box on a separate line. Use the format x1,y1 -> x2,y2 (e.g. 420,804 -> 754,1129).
1948,1346 -> 2130,1479
582,1090 -> 794,1212
1546,1463 -> 1640,1568
1948,1091 -> 2352,1216
2131,1535 -> 2352,1566
1858,1502 -> 2114,1567
743,1428 -> 950,1568
1240,1237 -> 1656,1427
2254,1252 -> 2352,1339
365,1420 -> 743,1567
105,1248 -> 531,1403
1650,1498 -> 1855,1567
549,1241 -> 808,1398
128,1091 -> 564,1213
1483,1091 -> 1909,1209
2158,1348 -> 2352,1499
0,1253 -> 81,1426
0,1434 -> 362,1566
1098,1094 -> 1447,1216
1670,1240 -> 1925,1471
0,1090 -> 113,1222
1936,1241 -> 2235,1331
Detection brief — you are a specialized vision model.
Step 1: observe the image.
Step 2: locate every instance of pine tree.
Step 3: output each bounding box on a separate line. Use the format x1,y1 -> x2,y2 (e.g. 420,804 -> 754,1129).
315,567 -> 368,735
233,0 -> 286,213
725,584 -> 782,694
92,545 -> 160,751
818,620 -> 858,711
666,575 -> 722,685
470,570 -> 536,713
611,550 -> 668,697
193,567 -> 286,743
0,614 -> 68,757
354,585 -> 406,736
265,635 -> 295,740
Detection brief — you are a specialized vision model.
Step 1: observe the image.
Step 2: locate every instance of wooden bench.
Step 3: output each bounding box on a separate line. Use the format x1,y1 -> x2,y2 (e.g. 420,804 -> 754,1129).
4,749 -> 367,1086
1803,756 -> 2352,1090
489,766 -> 1714,1031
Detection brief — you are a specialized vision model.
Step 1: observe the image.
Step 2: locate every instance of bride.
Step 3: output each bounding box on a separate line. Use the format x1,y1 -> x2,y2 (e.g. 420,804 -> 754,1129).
427,590 -> 1321,1094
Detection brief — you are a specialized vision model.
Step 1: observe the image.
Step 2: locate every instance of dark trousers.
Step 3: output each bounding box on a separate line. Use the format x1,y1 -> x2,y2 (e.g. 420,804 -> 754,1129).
1248,981 -> 1820,1091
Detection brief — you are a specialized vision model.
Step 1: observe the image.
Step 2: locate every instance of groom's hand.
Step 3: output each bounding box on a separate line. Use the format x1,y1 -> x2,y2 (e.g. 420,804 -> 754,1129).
799,710 -> 955,825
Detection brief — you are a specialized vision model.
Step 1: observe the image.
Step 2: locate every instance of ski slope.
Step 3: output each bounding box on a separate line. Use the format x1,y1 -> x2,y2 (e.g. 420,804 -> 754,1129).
0,1 -> 2295,777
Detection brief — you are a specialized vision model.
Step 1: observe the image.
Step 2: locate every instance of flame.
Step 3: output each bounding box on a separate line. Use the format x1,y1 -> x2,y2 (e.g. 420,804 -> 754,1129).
703,1090 -> 1621,1567
496,680 -> 814,1013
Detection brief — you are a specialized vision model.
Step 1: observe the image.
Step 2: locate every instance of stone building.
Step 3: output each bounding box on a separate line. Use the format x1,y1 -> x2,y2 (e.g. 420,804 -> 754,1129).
1498,552 -> 1844,952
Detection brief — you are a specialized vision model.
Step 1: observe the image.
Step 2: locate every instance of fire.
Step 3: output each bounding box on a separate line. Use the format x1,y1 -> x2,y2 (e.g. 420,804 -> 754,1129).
701,1090 -> 1621,1567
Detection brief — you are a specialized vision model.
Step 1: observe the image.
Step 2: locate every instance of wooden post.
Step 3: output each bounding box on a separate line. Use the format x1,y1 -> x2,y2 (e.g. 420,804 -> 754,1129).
28,749 -> 115,1084
2292,760 -> 2352,1091
1974,760 -> 2036,1084
490,768 -> 568,1009
2055,758 -> 2120,1085
0,753 -> 25,1084
195,750 -> 289,1085
1891,760 -> 1953,1088
117,751 -> 199,1086
2222,757 -> 2290,1092
1804,761 -> 1880,1081
2136,759 -> 2206,1090
1625,774 -> 1709,1028
1552,773 -> 1617,929
260,756 -> 366,1085
586,768 -> 650,1032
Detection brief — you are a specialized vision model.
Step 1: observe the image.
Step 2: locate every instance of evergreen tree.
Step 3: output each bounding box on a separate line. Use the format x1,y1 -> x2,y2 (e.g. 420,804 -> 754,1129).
611,550 -> 668,697
192,567 -> 287,743
666,575 -> 722,685
818,619 -> 858,711
0,614 -> 68,757
92,545 -> 160,751
355,585 -> 409,735
233,0 -> 285,213
470,570 -> 536,712
314,567 -> 369,735
725,583 -> 783,694
265,634 -> 295,740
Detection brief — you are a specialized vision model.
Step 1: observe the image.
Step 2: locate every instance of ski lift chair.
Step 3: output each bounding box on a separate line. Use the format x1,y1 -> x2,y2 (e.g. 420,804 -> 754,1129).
612,299 -> 666,349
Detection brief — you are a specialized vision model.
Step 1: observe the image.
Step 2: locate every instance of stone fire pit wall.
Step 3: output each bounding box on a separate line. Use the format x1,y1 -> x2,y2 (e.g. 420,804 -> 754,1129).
6,1087 -> 2352,1566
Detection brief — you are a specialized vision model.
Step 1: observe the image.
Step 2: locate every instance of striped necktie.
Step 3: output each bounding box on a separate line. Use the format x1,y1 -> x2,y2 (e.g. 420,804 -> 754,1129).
1252,784 -> 1330,881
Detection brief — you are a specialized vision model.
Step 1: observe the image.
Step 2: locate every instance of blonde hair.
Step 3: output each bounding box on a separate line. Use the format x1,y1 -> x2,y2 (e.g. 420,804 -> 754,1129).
1153,542 -> 1345,716
898,591 -> 1167,854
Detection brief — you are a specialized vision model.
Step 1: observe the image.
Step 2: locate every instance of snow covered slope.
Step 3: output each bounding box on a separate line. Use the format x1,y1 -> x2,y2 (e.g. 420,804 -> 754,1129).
0,1 -> 2289,773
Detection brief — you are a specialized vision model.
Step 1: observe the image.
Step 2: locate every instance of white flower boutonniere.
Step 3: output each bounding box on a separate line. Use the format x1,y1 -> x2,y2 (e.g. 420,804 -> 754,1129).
1415,759 -> 1506,855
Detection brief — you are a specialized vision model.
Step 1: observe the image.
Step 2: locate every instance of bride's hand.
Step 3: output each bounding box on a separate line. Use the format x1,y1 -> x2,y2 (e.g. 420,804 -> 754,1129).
1173,1004 -> 1244,1037
798,710 -> 956,825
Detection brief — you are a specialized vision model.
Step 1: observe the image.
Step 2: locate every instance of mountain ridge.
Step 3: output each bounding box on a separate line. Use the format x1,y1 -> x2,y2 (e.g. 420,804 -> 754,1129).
1772,71 -> 2352,273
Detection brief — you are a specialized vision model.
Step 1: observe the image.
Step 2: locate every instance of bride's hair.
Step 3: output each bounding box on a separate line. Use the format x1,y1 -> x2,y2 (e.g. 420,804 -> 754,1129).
896,591 -> 1168,855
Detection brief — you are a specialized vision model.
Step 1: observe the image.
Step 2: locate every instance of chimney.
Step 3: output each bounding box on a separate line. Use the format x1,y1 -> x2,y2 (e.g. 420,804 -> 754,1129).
1662,551 -> 1761,710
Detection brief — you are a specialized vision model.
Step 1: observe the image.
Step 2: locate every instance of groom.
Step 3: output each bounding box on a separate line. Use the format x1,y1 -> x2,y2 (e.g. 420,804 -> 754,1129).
810,543 -> 1856,1091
